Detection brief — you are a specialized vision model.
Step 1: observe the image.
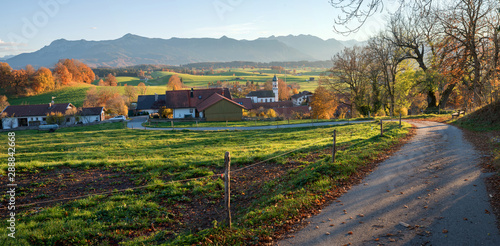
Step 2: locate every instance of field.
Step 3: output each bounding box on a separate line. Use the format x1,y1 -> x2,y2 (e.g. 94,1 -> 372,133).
6,68 -> 325,108
0,121 -> 411,245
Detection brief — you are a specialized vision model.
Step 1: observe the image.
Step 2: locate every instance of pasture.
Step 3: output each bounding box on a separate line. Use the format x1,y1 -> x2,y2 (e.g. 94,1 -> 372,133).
0,121 -> 411,245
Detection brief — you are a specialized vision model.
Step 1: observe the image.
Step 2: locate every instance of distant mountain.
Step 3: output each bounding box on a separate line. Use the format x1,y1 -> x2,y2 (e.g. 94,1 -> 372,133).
6,34 -> 360,69
0,55 -> 14,61
259,34 -> 351,60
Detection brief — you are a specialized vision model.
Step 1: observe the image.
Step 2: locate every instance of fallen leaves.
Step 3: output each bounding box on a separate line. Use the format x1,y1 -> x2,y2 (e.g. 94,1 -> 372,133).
347,231 -> 353,235
442,229 -> 448,234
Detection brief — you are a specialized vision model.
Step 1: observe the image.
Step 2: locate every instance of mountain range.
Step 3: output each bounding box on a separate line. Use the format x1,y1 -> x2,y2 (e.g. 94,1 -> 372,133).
5,34 -> 361,69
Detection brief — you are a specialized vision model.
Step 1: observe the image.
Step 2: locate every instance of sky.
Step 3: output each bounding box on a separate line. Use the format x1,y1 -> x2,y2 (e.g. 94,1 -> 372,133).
0,0 -> 392,57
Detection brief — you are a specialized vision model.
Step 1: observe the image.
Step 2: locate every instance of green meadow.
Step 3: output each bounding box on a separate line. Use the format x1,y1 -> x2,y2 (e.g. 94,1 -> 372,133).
5,67 -> 325,108
0,121 -> 411,245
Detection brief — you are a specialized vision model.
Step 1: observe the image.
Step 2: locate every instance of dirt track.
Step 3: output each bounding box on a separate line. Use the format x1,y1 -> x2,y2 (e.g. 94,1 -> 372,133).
279,121 -> 500,246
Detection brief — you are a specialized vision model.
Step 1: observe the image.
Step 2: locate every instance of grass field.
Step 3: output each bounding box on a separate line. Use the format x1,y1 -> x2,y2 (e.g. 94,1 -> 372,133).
5,67 -> 326,108
0,121 -> 411,245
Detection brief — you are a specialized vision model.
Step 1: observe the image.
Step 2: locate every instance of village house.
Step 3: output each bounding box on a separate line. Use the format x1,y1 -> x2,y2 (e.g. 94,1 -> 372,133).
291,91 -> 313,106
1,102 -> 105,129
137,88 -> 246,121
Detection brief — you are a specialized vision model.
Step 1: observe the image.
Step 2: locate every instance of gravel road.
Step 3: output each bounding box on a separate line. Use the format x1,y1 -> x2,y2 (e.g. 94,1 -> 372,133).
278,121 -> 500,246
126,116 -> 371,131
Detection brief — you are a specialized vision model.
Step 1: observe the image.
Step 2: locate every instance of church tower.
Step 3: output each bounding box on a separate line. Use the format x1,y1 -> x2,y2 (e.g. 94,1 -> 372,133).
272,75 -> 279,102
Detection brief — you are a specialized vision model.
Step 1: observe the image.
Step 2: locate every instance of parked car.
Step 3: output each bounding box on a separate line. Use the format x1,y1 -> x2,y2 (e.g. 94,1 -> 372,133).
109,115 -> 127,122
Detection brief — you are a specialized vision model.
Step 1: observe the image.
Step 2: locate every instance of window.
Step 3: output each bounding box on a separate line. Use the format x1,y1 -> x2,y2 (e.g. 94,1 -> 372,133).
189,109 -> 193,113
42,118 -> 46,121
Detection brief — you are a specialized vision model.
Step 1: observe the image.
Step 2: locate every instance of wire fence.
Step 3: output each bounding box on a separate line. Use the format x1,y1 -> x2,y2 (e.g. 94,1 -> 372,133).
17,135 -> 333,208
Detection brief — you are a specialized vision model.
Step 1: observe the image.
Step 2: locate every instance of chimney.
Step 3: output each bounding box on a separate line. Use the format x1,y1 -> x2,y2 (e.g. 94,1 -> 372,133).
154,93 -> 158,101
190,88 -> 194,98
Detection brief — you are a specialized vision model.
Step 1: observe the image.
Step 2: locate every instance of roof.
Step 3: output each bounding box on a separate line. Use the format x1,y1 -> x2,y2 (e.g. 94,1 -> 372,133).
252,101 -> 293,109
273,106 -> 310,117
273,75 -> 278,81
233,98 -> 254,110
165,88 -> 231,109
136,94 -> 166,110
2,103 -> 75,117
291,91 -> 313,99
80,107 -> 104,115
246,90 -> 275,98
196,93 -> 246,112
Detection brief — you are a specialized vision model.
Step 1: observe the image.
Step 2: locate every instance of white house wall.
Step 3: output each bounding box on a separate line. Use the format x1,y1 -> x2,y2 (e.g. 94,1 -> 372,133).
2,118 -> 18,129
173,108 -> 196,118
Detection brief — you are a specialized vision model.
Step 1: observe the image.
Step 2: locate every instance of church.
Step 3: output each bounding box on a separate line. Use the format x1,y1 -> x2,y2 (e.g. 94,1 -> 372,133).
245,75 -> 279,103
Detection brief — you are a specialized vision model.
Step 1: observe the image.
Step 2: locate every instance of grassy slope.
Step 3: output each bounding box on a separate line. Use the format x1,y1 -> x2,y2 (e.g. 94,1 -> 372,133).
0,121 -> 410,245
5,68 -> 325,107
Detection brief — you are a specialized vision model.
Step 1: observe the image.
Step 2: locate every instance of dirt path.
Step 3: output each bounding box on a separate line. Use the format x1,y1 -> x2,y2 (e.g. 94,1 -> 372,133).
278,121 -> 500,245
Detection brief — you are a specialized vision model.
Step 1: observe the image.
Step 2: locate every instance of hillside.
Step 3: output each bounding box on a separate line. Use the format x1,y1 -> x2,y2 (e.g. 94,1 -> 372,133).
455,100 -> 500,131
5,34 -> 358,69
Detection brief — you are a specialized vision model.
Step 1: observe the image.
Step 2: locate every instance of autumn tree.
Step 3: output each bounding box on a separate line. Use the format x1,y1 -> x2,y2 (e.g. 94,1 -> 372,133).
264,80 -> 273,90
0,62 -> 13,89
167,74 -> 183,90
124,85 -> 138,102
11,69 -> 29,95
105,73 -> 118,86
54,62 -> 72,86
138,82 -> 147,94
31,67 -> 55,93
106,96 -> 128,116
278,79 -> 290,100
0,95 -> 9,111
310,86 -> 338,119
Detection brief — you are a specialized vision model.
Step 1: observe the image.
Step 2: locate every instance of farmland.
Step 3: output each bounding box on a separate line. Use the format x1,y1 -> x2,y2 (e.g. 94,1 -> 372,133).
0,121 -> 411,245
5,68 -> 325,108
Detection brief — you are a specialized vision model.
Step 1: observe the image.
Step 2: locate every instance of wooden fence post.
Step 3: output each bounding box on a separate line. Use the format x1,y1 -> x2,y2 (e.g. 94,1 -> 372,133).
380,119 -> 383,136
224,151 -> 232,229
171,120 -> 174,130
332,130 -> 337,163
399,112 -> 402,128
196,120 -> 198,128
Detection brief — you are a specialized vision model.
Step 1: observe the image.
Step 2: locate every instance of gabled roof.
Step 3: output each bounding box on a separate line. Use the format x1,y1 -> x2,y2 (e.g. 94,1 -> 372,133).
233,98 -> 253,110
246,90 -> 275,98
273,106 -> 310,117
196,93 -> 246,112
136,95 -> 166,110
165,88 -> 231,109
80,107 -> 104,116
2,103 -> 74,117
252,101 -> 293,109
291,91 -> 313,99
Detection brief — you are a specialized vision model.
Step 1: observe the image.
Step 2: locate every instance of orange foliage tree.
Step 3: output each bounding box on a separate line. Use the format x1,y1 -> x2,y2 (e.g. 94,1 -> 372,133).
310,86 -> 338,119
167,74 -> 183,90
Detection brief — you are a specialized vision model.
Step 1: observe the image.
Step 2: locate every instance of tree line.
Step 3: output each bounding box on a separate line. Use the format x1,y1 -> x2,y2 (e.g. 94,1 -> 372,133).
0,59 -> 95,97
323,0 -> 500,117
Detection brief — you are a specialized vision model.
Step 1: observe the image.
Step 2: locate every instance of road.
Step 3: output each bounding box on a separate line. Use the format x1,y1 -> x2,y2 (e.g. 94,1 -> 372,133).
279,121 -> 500,246
126,116 -> 372,131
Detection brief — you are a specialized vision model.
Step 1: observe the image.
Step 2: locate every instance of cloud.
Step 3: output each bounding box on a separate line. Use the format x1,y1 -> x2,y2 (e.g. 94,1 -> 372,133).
0,39 -> 26,47
90,27 -> 97,30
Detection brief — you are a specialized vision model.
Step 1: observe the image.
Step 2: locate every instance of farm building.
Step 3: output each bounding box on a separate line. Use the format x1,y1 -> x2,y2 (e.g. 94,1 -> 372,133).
138,88 -> 246,121
79,107 -> 105,123
196,93 -> 246,121
136,93 -> 165,114
1,103 -> 105,129
291,91 -> 313,106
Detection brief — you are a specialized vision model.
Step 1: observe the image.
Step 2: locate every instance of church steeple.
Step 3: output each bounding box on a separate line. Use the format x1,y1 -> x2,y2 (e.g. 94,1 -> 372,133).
272,75 -> 279,102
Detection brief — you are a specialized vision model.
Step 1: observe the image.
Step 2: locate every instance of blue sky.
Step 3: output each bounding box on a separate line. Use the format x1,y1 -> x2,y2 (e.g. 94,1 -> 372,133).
0,0 -> 390,57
